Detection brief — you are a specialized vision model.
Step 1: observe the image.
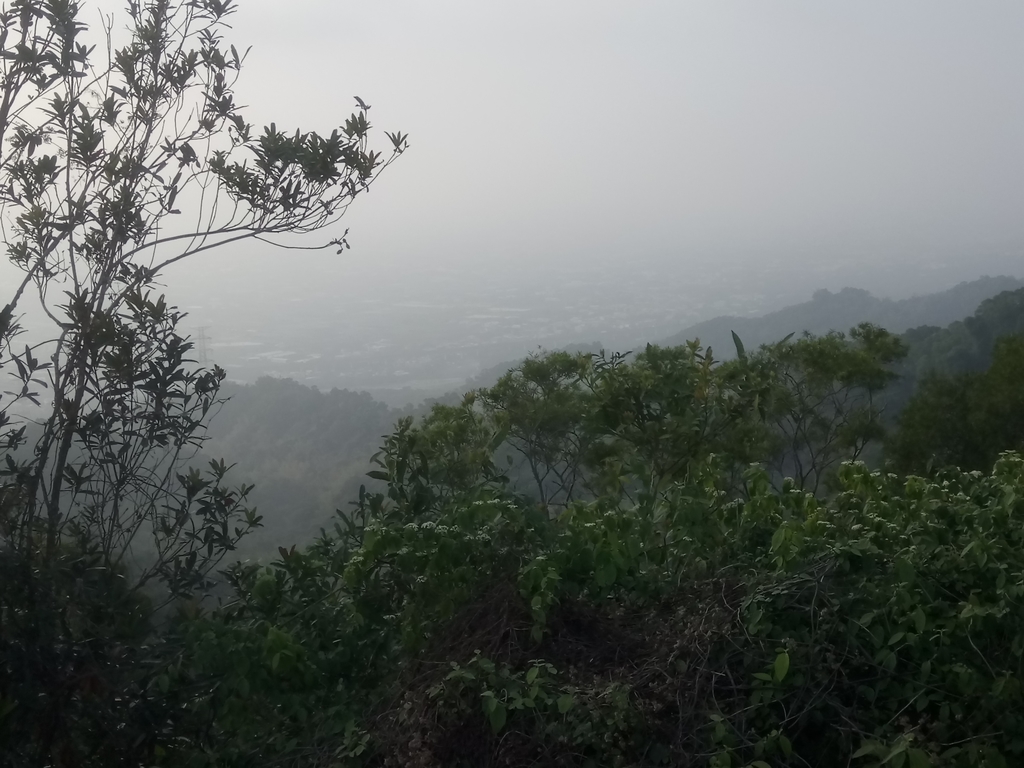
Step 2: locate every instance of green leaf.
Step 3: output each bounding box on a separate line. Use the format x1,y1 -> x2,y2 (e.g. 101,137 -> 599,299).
908,749 -> 931,768
557,693 -> 574,714
913,607 -> 926,634
853,740 -> 884,759
882,738 -> 909,764
779,734 -> 792,757
481,691 -> 496,714
488,701 -> 507,733
731,330 -> 746,360
773,651 -> 790,683
596,560 -> 617,588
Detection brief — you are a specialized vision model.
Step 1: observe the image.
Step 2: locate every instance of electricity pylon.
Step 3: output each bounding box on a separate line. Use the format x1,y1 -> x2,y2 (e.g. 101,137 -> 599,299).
195,326 -> 211,365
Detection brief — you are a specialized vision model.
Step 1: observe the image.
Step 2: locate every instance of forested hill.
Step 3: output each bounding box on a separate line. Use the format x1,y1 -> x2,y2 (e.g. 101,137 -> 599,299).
204,281 -> 1024,555
659,274 -> 1022,355
884,285 -> 1024,412
202,378 -> 402,554
900,286 -> 1024,376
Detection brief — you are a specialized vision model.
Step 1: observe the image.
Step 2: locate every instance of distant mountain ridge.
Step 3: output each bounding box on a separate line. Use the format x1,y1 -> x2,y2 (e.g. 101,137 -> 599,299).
207,277 -> 1024,555
659,275 -> 1023,356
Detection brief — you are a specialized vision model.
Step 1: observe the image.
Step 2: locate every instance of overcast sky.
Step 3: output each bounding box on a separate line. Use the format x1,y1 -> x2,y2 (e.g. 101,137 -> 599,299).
5,2 -> 1024,309
186,0 -> 1024,286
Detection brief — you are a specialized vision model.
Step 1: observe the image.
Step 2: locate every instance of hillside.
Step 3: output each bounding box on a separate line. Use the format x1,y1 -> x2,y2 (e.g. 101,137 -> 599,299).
659,274 -> 1022,356
883,286 -> 1024,413
203,282 -> 1024,555
181,340 -> 1024,768
201,378 -> 401,555
899,286 -> 1024,376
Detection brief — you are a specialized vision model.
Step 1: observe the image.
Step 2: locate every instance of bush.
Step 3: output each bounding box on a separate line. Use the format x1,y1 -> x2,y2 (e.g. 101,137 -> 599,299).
174,450 -> 1024,767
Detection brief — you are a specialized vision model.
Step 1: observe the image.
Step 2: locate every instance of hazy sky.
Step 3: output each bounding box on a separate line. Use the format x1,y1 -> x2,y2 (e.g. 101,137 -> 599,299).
5,2 -> 1024,308
197,1 -> 1024,282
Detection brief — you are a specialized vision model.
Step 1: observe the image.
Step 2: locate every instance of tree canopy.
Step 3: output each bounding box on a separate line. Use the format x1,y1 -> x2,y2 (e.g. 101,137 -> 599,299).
165,343 -> 1024,767
0,1 -> 404,763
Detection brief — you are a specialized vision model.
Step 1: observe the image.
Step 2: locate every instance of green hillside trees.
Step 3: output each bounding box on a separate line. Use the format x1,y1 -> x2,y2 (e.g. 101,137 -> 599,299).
172,399 -> 1024,767
890,334 -> 1024,474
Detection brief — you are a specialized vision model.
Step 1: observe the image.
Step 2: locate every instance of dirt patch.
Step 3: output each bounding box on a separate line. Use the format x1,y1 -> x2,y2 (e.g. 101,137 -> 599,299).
369,576 -> 749,768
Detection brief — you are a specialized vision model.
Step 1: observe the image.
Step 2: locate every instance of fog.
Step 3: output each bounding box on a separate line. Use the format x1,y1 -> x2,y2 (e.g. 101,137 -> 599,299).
6,1 -> 1024,396
205,1 -> 1023,265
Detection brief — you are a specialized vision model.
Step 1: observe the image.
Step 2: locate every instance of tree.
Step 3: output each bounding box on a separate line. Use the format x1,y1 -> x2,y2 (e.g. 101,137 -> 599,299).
393,343 -> 769,513
0,1 -> 405,763
479,351 -> 594,508
888,334 -> 1024,474
586,342 -> 767,500
736,323 -> 907,493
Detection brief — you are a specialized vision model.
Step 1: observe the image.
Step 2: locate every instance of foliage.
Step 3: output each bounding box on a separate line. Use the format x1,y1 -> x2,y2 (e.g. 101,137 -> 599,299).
478,350 -> 594,506
733,456 -> 1024,768
156,334 -> 1024,768
738,323 -> 907,493
344,343 -> 774,519
887,287 -> 1024,411
584,342 -> 768,499
1,252 -> 1016,768
889,334 -> 1024,474
165,285 -> 1023,561
0,1 -> 403,764
0,8 -> 1016,761
189,318 -> 906,560
476,326 -> 904,502
170,428 -> 1024,767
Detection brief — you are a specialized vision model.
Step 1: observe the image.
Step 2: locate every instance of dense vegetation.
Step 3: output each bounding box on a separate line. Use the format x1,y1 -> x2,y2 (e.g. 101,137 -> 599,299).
2,2 -> 1024,767
202,286 -> 1024,558
11,304 -> 1024,764
892,287 -> 1024,399
0,0 -> 404,764
178,449 -> 1024,768
152,331 -> 1024,767
889,335 -> 1024,475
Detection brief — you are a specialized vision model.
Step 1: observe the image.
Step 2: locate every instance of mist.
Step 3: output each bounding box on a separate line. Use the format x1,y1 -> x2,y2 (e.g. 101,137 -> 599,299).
5,1 -> 1022,396
149,1 -> 1022,397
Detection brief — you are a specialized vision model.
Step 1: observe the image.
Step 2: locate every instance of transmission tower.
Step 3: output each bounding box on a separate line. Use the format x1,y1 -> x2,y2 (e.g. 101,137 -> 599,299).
195,326 -> 211,365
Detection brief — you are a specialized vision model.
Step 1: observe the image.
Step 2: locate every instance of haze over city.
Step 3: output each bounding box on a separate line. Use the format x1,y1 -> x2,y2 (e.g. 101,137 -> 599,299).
159,1 -> 1024,395
3,2 -> 1021,396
